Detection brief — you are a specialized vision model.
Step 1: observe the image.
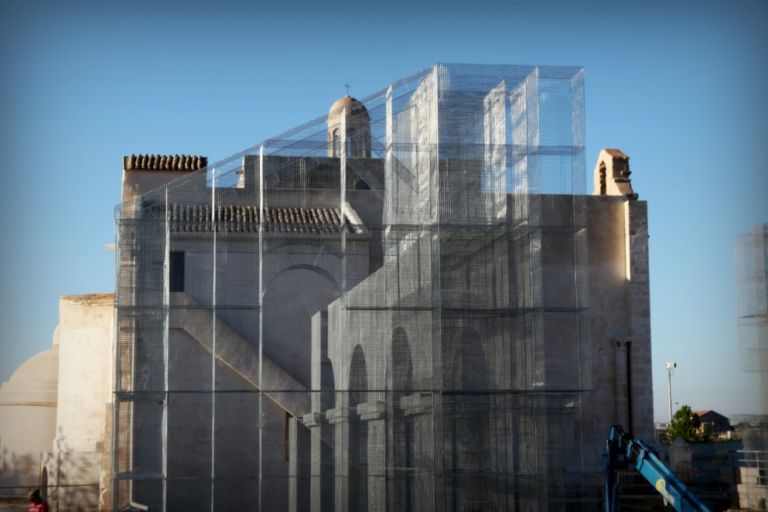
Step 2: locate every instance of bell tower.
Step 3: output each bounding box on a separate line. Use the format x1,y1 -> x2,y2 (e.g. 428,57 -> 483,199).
327,96 -> 371,158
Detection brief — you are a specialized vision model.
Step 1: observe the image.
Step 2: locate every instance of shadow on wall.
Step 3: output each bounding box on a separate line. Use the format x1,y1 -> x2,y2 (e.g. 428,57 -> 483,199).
0,431 -> 105,509
0,447 -> 39,498
42,430 -> 101,511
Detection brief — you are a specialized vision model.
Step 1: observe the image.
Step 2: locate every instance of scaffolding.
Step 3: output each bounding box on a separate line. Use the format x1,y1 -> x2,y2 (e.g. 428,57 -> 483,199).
113,63 -> 593,511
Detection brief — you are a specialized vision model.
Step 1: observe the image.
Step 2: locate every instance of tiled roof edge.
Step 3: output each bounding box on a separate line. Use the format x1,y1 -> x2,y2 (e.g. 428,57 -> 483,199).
124,154 -> 208,172
167,205 -> 349,234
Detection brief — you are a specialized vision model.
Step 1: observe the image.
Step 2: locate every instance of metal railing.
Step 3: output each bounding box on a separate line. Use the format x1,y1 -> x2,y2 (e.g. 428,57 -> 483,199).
737,450 -> 767,485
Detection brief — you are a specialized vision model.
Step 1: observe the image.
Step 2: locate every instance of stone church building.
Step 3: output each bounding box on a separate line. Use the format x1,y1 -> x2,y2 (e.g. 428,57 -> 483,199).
0,63 -> 653,511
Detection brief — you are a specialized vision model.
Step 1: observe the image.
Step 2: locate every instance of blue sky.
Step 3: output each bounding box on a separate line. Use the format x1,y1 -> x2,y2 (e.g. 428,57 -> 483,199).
1,0 -> 766,421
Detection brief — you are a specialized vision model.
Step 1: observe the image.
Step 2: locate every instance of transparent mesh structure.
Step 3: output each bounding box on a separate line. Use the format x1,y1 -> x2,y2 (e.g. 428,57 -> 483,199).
113,63 -> 593,511
735,225 -> 768,449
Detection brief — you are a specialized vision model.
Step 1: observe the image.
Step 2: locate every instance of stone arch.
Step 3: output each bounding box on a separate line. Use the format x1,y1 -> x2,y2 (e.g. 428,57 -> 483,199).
346,128 -> 356,156
262,264 -> 339,388
348,344 -> 368,511
40,467 -> 48,501
349,344 -> 368,405
321,356 -> 335,411
319,353 -> 336,512
266,263 -> 339,294
391,327 -> 415,512
449,327 -> 490,512
264,240 -> 343,261
332,128 -> 341,157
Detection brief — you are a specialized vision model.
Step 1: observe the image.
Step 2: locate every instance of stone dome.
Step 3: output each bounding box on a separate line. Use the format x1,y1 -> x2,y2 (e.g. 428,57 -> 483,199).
0,347 -> 59,406
328,96 -> 369,118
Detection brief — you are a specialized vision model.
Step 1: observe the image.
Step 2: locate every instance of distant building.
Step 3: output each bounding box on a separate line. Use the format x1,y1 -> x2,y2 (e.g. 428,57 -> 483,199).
694,410 -> 732,436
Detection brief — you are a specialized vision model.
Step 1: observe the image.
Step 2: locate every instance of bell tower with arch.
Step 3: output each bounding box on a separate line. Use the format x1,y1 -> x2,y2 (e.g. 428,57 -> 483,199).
327,96 -> 371,158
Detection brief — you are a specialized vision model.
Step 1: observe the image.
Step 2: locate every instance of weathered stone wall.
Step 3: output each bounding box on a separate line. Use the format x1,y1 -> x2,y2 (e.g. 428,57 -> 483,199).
580,195 -> 653,474
47,294 -> 113,512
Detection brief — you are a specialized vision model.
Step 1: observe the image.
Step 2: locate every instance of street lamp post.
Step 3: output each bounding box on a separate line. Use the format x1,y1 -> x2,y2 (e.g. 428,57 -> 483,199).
665,362 -> 677,423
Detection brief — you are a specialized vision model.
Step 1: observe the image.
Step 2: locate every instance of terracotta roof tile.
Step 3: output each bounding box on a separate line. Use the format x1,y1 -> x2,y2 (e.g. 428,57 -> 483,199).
124,154 -> 207,171
168,204 -> 346,234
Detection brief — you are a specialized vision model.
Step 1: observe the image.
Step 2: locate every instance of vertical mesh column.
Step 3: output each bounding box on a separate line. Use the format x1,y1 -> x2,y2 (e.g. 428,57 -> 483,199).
736,225 -> 768,448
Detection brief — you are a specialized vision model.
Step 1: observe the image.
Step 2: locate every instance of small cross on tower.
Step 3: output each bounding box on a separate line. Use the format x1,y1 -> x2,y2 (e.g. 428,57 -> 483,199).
345,82 -> 350,96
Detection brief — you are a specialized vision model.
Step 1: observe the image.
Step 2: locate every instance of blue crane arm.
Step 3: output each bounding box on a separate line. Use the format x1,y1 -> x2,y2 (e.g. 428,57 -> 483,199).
605,425 -> 710,512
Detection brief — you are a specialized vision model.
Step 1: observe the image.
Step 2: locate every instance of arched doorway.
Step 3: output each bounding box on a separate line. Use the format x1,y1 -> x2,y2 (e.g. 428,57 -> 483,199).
348,345 -> 368,511
392,327 -> 415,512
320,350 -> 335,512
449,328 -> 490,512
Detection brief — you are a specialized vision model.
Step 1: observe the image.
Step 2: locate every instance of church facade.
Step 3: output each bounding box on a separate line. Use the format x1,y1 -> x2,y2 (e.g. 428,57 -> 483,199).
108,63 -> 653,511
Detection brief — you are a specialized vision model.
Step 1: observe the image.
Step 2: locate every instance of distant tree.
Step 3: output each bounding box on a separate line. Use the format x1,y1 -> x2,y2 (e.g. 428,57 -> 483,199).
666,405 -> 711,444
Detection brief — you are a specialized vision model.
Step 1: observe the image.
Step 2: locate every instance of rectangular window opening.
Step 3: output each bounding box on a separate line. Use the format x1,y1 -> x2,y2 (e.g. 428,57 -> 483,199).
170,251 -> 185,292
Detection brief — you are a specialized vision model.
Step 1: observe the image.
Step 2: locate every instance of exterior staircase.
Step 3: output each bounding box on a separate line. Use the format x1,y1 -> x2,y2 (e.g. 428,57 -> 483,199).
168,291 -> 310,418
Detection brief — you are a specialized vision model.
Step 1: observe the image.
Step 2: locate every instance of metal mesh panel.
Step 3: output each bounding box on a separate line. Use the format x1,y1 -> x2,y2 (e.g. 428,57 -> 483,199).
735,225 -> 768,451
113,64 -> 593,511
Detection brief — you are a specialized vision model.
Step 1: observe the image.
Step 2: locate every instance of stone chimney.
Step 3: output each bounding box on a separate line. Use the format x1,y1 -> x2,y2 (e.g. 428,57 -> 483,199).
120,154 -> 207,217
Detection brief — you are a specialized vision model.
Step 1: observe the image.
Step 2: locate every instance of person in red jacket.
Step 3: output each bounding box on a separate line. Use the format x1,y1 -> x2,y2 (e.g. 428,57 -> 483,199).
28,489 -> 48,512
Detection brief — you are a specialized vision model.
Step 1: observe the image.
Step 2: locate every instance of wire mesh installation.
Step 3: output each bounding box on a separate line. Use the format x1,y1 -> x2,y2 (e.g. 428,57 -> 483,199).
113,64 -> 593,511
735,225 -> 768,448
